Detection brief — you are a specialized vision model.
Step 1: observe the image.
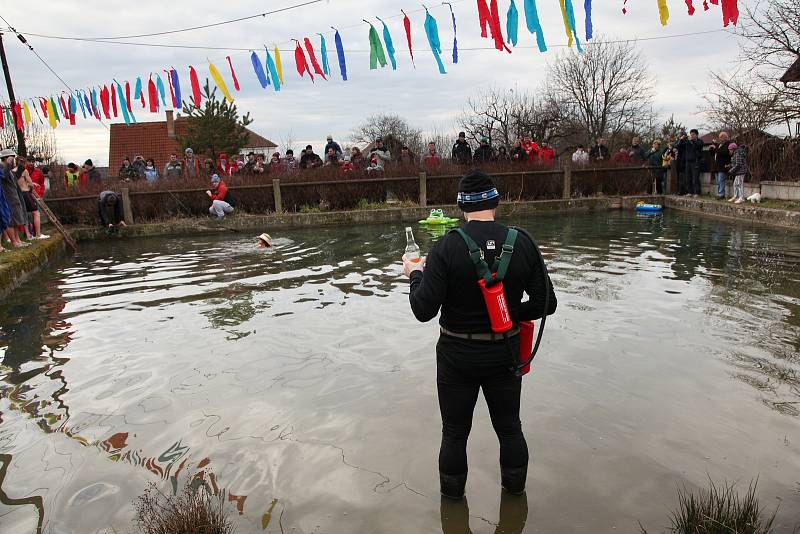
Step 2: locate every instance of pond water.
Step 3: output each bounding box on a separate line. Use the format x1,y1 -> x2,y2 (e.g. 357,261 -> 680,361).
1,210 -> 799,533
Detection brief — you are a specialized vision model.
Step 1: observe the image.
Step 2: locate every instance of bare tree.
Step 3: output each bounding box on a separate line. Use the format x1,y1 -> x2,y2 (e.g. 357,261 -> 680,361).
702,0 -> 800,135
544,39 -> 657,147
1,122 -> 59,163
459,87 -> 572,151
351,114 -> 424,154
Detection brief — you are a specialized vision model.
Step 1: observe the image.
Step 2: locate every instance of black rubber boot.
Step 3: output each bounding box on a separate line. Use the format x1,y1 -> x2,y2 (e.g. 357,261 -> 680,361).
501,465 -> 527,495
440,471 -> 467,500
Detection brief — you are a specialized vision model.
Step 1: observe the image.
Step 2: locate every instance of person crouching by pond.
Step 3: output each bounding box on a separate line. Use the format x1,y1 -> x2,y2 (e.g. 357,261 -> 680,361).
98,191 -> 127,232
402,170 -> 557,501
207,174 -> 234,219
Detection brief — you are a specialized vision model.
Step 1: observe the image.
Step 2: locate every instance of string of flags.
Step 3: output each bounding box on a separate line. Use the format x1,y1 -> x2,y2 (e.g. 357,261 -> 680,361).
1,0 -> 738,132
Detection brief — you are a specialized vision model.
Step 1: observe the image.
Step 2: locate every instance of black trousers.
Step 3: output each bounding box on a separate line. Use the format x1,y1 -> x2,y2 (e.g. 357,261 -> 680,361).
436,335 -> 528,476
685,162 -> 701,195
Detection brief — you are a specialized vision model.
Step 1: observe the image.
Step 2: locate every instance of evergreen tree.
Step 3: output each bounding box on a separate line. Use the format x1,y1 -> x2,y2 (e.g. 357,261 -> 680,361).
179,79 -> 253,159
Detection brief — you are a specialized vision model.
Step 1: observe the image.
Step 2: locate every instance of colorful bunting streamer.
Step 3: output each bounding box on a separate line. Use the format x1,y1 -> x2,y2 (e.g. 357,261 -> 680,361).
171,70 -> 182,110
507,0 -> 519,46
251,51 -> 269,89
293,41 -> 315,82
111,84 -> 118,117
148,77 -> 158,112
189,66 -> 202,106
304,37 -> 327,79
165,69 -> 177,108
477,0 -> 510,53
68,94 -> 77,125
226,56 -> 241,91
721,0 -> 738,26
22,101 -> 31,125
266,49 -> 282,91
90,89 -> 99,119
318,34 -> 330,76
584,0 -> 593,40
658,0 -> 670,25
523,0 -> 547,52
115,81 -> 133,125
444,3 -> 458,63
376,17 -> 397,70
401,10 -> 415,67
332,28 -> 348,81
274,46 -> 284,85
76,91 -> 87,118
366,22 -> 388,70
100,86 -> 111,119
685,0 -> 696,15
558,0 -> 582,51
134,77 -> 144,108
423,8 -> 446,74
209,61 -> 235,102
155,74 -> 167,107
46,98 -> 57,129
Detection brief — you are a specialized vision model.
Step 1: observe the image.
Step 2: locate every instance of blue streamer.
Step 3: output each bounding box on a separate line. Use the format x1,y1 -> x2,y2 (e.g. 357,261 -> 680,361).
377,17 -> 397,70
507,0 -> 519,46
265,49 -> 281,92
82,91 -> 92,115
444,3 -> 458,64
523,0 -> 548,52
171,69 -> 182,108
134,77 -> 142,100
69,95 -> 77,117
565,0 -> 583,52
76,91 -> 87,118
584,0 -> 593,40
424,9 -> 446,74
115,81 -> 132,125
251,51 -> 269,88
90,88 -> 99,117
155,74 -> 167,107
333,28 -> 348,81
318,34 -> 330,76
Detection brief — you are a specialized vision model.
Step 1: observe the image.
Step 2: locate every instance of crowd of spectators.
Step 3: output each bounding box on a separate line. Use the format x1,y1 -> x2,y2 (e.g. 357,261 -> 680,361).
0,148 -> 50,252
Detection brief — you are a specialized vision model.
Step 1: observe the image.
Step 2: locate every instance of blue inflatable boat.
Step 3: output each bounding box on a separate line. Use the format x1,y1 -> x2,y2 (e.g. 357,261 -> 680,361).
635,203 -> 663,213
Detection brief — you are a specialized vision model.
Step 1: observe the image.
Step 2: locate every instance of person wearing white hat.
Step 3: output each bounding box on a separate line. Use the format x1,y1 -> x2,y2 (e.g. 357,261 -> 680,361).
0,148 -> 27,248
256,233 -> 273,248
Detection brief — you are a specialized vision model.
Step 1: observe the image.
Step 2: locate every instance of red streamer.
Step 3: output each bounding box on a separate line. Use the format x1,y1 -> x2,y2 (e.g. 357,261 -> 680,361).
304,38 -> 327,79
189,66 -> 202,106
226,56 -> 241,91
111,84 -> 118,117
99,86 -> 111,119
477,0 -> 509,52
13,102 -> 24,130
125,81 -> 132,112
0,106 -> 4,129
721,0 -> 738,26
685,0 -> 696,15
294,41 -> 314,82
165,69 -> 177,107
402,11 -> 415,67
39,97 -> 48,117
148,77 -> 158,113
477,0 -> 491,37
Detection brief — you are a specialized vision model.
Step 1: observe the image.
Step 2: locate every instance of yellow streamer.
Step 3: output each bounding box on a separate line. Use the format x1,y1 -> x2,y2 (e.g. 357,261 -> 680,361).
274,46 -> 284,85
22,102 -> 32,125
46,98 -> 57,129
658,0 -> 670,26
558,0 -> 573,48
208,62 -> 234,103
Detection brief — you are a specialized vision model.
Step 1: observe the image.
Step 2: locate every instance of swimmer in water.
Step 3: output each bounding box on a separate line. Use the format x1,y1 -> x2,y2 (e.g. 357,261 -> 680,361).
257,233 -> 273,248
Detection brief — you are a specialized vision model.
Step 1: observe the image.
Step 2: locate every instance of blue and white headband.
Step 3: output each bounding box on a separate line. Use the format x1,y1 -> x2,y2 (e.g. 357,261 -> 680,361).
457,188 -> 499,204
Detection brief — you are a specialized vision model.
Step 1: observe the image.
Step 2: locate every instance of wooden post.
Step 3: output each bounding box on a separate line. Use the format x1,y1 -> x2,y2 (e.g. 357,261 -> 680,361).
419,172 -> 427,207
272,179 -> 282,213
563,164 -> 572,199
121,188 -> 134,225
667,164 -> 675,195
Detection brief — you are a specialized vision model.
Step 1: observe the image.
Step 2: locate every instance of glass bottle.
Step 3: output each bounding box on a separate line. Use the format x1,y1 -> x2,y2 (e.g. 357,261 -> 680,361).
405,226 -> 421,262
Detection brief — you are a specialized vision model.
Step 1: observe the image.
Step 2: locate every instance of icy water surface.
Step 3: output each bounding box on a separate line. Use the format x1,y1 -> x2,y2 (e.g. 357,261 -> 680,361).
1,210 -> 799,533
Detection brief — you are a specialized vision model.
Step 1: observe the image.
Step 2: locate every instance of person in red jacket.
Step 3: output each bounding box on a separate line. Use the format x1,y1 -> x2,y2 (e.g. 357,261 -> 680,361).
539,143 -> 556,167
521,135 -> 540,164
217,152 -> 236,176
611,147 -> 632,165
27,163 -> 46,198
206,174 -> 235,219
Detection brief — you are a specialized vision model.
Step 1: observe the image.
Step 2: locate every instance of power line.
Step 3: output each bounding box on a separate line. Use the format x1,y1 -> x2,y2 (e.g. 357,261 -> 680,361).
14,0 -> 326,41
6,27 -> 732,53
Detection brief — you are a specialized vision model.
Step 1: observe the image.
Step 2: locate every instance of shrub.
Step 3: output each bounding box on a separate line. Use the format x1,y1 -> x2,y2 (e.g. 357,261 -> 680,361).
639,479 -> 783,534
134,481 -> 237,534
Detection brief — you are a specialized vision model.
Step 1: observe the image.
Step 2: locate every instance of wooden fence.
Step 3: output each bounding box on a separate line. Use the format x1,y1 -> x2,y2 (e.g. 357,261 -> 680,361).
43,166 -> 659,225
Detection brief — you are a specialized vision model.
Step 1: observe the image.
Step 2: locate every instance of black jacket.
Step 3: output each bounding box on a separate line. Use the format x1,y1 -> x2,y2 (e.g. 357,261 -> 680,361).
452,140 -> 472,164
98,191 -> 123,226
678,138 -> 704,164
473,145 -> 495,162
629,144 -> 646,164
409,220 -> 557,333
709,141 -> 732,172
589,144 -> 610,161
300,153 -> 323,169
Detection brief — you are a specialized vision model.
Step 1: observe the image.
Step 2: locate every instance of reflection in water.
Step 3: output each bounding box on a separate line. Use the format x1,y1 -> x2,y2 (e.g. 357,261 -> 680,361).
0,453 -> 44,533
440,492 -> 528,534
0,212 -> 799,532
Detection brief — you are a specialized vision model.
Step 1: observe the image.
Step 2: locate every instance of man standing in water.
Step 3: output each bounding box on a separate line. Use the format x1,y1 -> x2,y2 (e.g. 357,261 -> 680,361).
402,170 -> 557,500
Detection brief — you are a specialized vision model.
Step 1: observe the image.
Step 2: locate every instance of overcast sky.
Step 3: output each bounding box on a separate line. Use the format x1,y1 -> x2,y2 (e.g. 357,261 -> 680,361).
2,0 -> 747,165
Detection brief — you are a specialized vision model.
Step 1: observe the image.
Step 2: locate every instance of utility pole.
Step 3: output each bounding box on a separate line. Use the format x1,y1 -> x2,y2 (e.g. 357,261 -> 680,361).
0,31 -> 27,157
